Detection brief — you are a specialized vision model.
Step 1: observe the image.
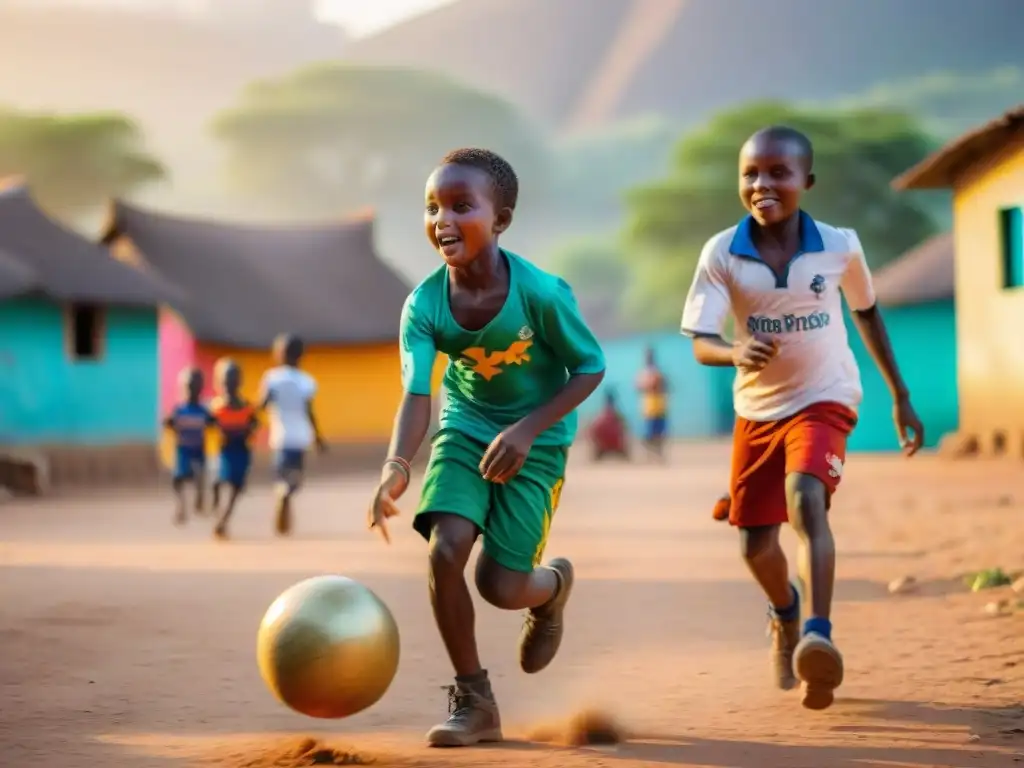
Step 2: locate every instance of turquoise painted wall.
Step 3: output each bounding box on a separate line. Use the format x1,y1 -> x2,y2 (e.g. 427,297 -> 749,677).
577,301 -> 958,452
0,297 -> 159,444
578,331 -> 734,437
844,299 -> 958,452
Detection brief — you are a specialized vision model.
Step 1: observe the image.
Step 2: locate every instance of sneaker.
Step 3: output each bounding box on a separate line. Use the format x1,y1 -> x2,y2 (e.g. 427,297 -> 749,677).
519,558 -> 574,674
794,631 -> 844,710
426,676 -> 502,747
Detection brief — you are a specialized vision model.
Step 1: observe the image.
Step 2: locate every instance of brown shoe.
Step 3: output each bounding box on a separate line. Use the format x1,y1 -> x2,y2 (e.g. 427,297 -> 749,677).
519,558 -> 574,674
426,674 -> 503,747
768,614 -> 801,691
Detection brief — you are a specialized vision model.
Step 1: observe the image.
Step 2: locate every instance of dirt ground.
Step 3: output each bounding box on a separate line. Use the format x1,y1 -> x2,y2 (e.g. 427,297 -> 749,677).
2,441 -> 1024,767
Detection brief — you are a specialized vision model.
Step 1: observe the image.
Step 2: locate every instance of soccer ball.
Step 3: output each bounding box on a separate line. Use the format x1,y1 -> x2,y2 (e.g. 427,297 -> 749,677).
256,575 -> 400,718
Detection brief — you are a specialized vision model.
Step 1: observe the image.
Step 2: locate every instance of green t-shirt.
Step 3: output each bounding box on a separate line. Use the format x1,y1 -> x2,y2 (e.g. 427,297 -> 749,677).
400,250 -> 605,447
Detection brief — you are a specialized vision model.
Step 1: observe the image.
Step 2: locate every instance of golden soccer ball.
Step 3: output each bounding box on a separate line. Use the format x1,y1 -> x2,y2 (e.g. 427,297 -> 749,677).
256,575 -> 400,718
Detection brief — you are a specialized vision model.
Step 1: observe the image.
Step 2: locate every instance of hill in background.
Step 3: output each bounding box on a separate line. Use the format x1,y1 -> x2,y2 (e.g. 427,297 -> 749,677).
342,0 -> 1024,133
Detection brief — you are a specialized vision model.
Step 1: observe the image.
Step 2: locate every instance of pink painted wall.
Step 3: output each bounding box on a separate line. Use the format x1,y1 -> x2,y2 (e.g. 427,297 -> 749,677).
158,309 -> 196,419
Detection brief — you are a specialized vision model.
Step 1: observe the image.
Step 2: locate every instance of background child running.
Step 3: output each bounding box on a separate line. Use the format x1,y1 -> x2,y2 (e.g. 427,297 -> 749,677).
163,367 -> 214,525
635,345 -> 669,461
258,334 -> 326,536
210,357 -> 258,539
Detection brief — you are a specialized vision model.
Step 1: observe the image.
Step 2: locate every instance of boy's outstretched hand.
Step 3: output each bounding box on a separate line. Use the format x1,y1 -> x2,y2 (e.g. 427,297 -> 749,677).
893,396 -> 924,456
480,422 -> 536,484
368,464 -> 407,543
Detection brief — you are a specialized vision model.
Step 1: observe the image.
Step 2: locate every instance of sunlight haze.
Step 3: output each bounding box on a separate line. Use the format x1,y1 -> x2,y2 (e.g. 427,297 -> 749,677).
315,0 -> 454,36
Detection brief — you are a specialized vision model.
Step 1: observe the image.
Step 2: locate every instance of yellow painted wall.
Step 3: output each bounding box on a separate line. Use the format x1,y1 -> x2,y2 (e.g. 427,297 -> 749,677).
198,342 -> 449,445
951,138 -> 1024,434
160,340 -> 449,467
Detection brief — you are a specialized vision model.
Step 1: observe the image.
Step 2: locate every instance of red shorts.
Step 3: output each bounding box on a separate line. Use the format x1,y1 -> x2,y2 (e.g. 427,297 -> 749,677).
728,401 -> 857,528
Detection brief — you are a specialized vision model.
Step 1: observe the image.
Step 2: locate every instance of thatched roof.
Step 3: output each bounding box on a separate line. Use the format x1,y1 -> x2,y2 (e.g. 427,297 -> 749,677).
102,202 -> 410,347
0,185 -> 177,307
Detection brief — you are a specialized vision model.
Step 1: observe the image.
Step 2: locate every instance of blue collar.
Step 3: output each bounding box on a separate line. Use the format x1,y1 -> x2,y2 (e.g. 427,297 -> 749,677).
728,210 -> 825,260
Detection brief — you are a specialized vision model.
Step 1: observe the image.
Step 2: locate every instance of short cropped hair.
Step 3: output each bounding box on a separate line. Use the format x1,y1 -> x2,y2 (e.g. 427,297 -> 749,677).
440,147 -> 519,211
750,125 -> 814,170
273,333 -> 304,363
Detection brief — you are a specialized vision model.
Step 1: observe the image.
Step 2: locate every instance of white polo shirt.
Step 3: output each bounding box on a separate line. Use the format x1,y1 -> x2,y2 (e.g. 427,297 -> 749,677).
681,213 -> 876,422
259,366 -> 318,450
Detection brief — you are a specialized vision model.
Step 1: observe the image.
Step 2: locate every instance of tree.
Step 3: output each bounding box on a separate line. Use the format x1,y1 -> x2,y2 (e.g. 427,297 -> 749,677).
0,109 -> 165,220
209,63 -> 550,219
820,67 -> 1024,232
546,235 -> 630,335
620,101 -> 941,329
825,67 -> 1024,140
548,115 -> 680,231
548,235 -> 627,295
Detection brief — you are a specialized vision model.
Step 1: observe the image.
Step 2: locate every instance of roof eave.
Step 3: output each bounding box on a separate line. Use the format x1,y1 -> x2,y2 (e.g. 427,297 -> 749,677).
891,168 -> 947,191
892,105 -> 1024,191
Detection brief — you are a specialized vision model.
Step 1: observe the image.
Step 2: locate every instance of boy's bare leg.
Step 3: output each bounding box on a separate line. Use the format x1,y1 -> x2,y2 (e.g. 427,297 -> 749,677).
172,478 -> 187,525
474,552 -> 570,674
424,514 -> 502,748
214,485 -> 243,539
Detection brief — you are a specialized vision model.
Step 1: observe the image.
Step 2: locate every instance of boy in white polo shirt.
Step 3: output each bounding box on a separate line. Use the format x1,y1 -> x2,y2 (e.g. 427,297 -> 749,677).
681,126 -> 924,711
258,334 -> 326,535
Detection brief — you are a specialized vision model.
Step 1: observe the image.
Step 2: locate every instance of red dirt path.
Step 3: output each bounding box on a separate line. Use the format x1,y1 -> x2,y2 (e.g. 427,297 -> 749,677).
2,441 -> 1023,767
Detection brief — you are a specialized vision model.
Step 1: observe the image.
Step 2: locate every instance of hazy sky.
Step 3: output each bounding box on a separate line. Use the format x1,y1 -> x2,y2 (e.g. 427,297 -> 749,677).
315,0 -> 454,37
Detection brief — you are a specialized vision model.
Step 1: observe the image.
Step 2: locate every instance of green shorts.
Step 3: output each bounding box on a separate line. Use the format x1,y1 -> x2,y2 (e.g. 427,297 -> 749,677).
413,428 -> 568,572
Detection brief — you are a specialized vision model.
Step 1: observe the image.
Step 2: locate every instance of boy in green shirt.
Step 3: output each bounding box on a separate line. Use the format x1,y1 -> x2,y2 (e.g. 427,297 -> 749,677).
368,148 -> 606,748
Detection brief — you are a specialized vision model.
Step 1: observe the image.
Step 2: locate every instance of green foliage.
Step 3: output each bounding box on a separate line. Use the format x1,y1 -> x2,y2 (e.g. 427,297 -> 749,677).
548,115 -> 680,226
619,101 -> 941,330
209,63 -> 549,218
965,568 -> 1014,592
826,67 -> 1024,140
547,235 -> 627,293
818,67 -> 1024,233
0,109 -> 164,216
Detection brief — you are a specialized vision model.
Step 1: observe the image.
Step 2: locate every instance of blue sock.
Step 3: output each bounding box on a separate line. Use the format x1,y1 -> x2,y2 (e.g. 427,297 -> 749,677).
770,584 -> 800,622
803,617 -> 832,639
